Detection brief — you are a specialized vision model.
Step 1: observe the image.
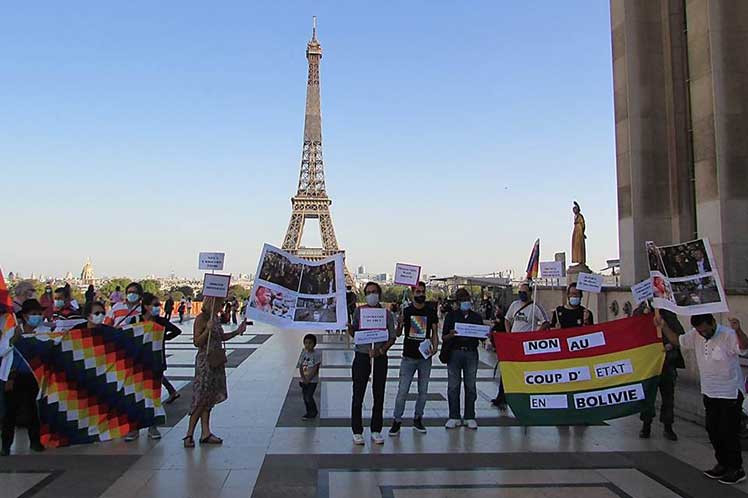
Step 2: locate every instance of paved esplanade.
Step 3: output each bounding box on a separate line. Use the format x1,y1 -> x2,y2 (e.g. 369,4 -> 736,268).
2,322 -> 748,497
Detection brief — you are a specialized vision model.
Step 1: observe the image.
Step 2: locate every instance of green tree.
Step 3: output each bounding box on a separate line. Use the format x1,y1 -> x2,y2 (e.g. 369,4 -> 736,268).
228,284 -> 250,301
98,278 -> 132,299
170,285 -> 194,299
140,279 -> 162,298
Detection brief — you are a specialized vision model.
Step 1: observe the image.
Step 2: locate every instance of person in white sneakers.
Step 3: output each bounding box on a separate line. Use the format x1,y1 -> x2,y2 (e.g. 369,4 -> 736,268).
442,288 -> 485,430
658,313 -> 748,485
348,282 -> 397,445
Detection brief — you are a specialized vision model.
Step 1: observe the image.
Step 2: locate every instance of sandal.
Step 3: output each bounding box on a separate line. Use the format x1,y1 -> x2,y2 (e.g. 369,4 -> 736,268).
199,434 -> 223,445
183,435 -> 195,448
164,392 -> 181,405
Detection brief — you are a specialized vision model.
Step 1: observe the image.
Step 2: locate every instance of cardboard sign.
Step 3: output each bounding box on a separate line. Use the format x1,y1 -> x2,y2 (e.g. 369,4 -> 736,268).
202,273 -> 231,298
576,273 -> 603,293
360,308 -> 387,330
540,261 -> 563,279
394,263 -> 421,287
455,322 -> 491,339
354,329 -> 389,345
199,252 -> 225,271
631,278 -> 654,305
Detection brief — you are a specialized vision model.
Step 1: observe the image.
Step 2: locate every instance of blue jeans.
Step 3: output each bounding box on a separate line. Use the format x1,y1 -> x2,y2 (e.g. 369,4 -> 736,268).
447,349 -> 478,420
393,356 -> 432,422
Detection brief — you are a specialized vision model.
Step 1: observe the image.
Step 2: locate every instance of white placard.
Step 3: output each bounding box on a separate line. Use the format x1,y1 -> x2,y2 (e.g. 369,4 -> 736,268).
202,273 -> 231,298
572,383 -> 645,409
539,261 -> 563,279
454,322 -> 490,339
360,308 -> 387,330
530,394 -> 569,410
394,263 -> 421,287
419,339 -> 433,359
523,337 -> 562,355
199,252 -> 225,271
575,272 -> 603,293
631,278 -> 654,305
354,329 -> 389,345
566,331 -> 606,352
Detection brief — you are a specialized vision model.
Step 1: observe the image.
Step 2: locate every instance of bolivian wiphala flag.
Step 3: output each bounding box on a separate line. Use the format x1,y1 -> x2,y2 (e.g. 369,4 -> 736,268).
495,315 -> 664,425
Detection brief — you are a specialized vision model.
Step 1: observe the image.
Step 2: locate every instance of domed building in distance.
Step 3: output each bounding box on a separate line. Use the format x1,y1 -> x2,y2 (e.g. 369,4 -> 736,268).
80,259 -> 95,285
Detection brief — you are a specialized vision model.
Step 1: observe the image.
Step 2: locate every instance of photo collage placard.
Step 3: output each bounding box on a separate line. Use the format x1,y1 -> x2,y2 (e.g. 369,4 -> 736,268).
646,237 -> 728,315
246,244 -> 347,329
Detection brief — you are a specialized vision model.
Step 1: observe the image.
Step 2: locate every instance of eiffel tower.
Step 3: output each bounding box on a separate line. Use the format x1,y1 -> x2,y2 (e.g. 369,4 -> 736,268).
281,18 -> 351,283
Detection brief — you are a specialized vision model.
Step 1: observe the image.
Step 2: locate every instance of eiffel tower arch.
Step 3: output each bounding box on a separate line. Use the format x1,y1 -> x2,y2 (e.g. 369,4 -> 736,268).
281,18 -> 352,285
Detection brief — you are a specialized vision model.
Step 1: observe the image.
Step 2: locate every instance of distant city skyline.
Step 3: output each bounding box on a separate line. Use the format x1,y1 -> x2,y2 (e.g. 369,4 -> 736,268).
1,3 -> 617,280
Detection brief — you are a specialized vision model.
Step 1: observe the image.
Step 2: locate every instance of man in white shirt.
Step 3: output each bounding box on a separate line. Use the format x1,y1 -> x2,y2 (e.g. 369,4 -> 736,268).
658,313 -> 748,485
505,282 -> 550,333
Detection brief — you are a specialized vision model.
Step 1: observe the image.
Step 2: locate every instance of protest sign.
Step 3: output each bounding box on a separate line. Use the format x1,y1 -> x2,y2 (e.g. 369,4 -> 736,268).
202,273 -> 231,298
247,244 -> 347,330
540,261 -> 563,279
360,308 -> 387,330
199,252 -> 225,271
419,339 -> 433,359
394,263 -> 421,287
646,238 -> 728,315
455,322 -> 491,338
354,329 -> 389,345
631,278 -> 654,305
495,315 -> 664,425
576,273 -> 603,293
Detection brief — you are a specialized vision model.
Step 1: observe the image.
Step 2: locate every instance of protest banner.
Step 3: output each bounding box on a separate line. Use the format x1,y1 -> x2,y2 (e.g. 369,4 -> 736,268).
455,322 -> 490,339
13,321 -> 165,447
360,308 -> 387,330
354,329 -> 389,345
495,315 -> 664,425
394,263 -> 421,287
199,252 -> 225,271
576,273 -> 603,293
202,273 -> 231,298
540,261 -> 563,279
646,238 -> 728,315
247,244 -> 347,330
631,278 -> 654,305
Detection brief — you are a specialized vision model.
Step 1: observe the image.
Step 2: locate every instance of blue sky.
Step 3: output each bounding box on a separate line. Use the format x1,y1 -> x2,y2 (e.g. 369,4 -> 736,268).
1,1 -> 617,280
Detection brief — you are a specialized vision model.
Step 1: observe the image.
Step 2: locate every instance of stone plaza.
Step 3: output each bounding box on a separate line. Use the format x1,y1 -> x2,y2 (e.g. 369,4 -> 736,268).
2,319 -> 747,497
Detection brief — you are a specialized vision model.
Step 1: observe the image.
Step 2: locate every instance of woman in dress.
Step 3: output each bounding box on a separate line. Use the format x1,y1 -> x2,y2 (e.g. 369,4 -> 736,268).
183,297 -> 247,447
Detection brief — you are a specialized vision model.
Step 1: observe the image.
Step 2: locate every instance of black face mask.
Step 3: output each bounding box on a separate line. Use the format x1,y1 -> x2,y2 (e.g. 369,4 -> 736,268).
518,291 -> 529,302
414,295 -> 426,304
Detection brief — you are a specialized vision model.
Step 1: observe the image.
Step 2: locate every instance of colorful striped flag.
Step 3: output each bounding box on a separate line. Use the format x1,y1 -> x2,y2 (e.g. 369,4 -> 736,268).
495,315 -> 664,425
525,238 -> 540,280
0,269 -> 17,381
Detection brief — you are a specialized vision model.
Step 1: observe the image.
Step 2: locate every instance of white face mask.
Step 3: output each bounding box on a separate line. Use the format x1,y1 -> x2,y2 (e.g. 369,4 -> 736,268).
366,293 -> 380,306
90,313 -> 105,325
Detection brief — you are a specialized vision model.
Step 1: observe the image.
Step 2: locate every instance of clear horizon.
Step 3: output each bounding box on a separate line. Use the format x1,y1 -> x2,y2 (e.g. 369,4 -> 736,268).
1,2 -> 618,280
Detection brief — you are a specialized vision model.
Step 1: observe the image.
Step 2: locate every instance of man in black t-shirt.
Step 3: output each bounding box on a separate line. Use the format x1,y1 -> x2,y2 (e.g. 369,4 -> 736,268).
550,283 -> 594,329
442,288 -> 485,430
389,281 -> 439,436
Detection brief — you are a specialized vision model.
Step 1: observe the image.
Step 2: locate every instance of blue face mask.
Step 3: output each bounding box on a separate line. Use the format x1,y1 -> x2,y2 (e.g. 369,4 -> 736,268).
460,301 -> 472,312
127,293 -> 140,304
54,299 -> 65,308
151,306 -> 161,316
569,297 -> 581,306
27,315 -> 43,328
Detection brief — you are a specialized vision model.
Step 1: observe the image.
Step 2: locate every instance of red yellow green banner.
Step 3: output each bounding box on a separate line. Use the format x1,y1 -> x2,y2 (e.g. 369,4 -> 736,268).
495,315 -> 664,425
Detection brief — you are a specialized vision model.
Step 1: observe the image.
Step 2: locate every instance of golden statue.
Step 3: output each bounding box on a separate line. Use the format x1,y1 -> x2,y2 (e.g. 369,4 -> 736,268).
571,201 -> 586,264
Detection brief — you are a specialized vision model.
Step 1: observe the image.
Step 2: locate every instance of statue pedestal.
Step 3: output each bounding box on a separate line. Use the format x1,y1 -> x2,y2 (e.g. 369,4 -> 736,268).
567,263 -> 592,282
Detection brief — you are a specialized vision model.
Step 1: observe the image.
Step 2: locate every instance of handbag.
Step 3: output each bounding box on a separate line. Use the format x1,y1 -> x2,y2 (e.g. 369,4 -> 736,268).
206,320 -> 227,368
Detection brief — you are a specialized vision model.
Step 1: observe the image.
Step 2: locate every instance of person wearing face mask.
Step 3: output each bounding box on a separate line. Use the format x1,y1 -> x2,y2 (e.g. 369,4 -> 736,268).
658,314 -> 748,485
348,282 -> 397,446
86,301 -> 108,328
1,299 -> 45,455
505,282 -> 550,333
52,287 -> 82,321
550,283 -> 594,329
124,293 -> 182,442
442,288 -> 485,430
11,281 -> 36,316
104,282 -> 143,328
39,286 -> 54,321
389,281 -> 439,436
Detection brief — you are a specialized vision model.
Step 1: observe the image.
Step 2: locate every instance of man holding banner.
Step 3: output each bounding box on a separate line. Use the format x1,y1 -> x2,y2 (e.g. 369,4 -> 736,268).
658,314 -> 748,485
505,282 -> 550,333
